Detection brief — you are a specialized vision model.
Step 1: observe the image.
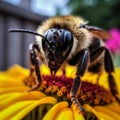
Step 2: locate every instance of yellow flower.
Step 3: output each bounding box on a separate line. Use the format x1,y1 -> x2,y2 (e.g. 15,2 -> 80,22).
0,64 -> 120,120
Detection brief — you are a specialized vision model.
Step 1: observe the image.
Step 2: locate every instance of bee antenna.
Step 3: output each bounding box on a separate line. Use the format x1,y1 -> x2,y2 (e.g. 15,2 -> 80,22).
9,29 -> 49,43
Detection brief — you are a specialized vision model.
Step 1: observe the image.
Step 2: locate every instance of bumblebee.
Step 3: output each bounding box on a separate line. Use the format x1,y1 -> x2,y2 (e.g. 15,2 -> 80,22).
9,15 -> 120,113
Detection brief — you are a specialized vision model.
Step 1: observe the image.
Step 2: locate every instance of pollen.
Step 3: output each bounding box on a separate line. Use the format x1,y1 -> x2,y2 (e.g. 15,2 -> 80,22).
25,75 -> 114,106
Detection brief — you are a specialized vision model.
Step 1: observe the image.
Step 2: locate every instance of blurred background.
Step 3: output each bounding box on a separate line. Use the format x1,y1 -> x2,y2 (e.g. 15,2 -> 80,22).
0,0 -> 120,70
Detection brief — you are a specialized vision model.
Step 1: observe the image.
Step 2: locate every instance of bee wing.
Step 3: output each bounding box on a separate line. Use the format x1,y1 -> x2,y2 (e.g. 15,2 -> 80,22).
85,25 -> 112,40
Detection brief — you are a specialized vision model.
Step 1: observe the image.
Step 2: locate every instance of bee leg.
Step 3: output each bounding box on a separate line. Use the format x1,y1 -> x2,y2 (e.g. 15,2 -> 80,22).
70,49 -> 89,113
26,43 -> 41,91
89,47 -> 107,83
90,46 -> 120,103
104,48 -> 120,103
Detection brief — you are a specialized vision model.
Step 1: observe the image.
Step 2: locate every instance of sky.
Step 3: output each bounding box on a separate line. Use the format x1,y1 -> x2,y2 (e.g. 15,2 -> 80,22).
4,0 -> 70,16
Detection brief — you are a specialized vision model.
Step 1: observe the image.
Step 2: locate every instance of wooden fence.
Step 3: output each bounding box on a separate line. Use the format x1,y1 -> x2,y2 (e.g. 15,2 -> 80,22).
0,1 -> 48,70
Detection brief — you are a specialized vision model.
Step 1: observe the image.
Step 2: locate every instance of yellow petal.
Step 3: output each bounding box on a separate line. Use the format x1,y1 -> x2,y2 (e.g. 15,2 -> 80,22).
71,104 -> 85,120
11,97 -> 57,120
84,104 -> 104,120
0,93 -> 13,101
84,104 -> 97,115
96,112 -> 114,120
0,81 -> 24,87
0,64 -> 29,77
82,72 -> 98,83
94,105 -> 120,119
55,108 -> 74,120
105,102 -> 120,114
0,86 -> 29,94
0,97 -> 57,120
114,68 -> 120,94
0,76 -> 25,87
40,64 -> 50,75
65,65 -> 76,78
0,91 -> 46,110
84,104 -> 117,120
43,102 -> 68,120
0,100 -> 34,120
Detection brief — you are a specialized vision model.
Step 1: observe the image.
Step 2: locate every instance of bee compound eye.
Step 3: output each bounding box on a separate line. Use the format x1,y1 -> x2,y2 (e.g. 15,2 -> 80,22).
61,30 -> 73,51
64,31 -> 73,42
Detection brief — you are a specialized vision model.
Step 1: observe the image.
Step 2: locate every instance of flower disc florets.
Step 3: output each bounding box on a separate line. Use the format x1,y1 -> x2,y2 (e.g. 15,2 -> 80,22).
35,75 -> 114,106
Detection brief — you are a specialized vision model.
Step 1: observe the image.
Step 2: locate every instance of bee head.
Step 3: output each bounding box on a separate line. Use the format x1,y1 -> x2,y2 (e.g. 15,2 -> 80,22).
42,28 -> 73,74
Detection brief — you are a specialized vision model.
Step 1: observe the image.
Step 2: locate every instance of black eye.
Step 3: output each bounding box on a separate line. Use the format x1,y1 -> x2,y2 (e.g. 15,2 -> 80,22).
62,30 -> 73,51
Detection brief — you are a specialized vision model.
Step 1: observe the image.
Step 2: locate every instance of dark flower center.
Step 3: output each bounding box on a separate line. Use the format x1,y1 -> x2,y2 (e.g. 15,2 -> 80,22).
38,75 -> 114,106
